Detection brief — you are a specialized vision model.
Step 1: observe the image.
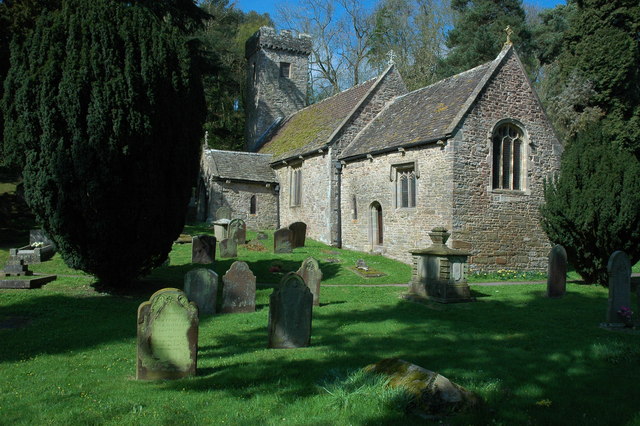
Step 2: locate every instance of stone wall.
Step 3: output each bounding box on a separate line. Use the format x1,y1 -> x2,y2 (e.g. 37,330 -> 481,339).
340,145 -> 454,264
450,49 -> 562,272
245,28 -> 311,152
274,154 -> 332,243
203,180 -> 278,230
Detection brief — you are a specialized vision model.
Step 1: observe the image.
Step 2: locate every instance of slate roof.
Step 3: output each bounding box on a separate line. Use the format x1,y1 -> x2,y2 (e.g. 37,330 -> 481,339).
201,149 -> 277,183
339,46 -> 511,160
258,75 -> 381,163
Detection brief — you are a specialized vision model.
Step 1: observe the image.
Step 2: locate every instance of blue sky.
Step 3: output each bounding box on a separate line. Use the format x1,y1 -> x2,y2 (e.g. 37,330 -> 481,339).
234,0 -> 566,18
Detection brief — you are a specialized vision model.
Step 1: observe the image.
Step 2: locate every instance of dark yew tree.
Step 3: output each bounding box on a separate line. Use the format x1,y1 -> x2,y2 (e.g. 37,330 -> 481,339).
2,0 -> 205,288
540,125 -> 640,286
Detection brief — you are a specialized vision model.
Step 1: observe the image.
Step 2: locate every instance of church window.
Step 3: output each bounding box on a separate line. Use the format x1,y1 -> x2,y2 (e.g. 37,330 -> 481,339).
280,62 -> 291,78
290,166 -> 302,206
370,202 -> 383,246
492,123 -> 524,190
352,195 -> 358,219
250,195 -> 257,214
395,166 -> 416,208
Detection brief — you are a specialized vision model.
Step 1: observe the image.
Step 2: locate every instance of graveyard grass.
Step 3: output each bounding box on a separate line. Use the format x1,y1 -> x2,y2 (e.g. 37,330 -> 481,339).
1,229 -> 640,424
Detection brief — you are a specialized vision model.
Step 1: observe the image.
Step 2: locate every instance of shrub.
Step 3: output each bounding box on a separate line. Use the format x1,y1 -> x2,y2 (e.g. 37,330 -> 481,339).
540,125 -> 640,285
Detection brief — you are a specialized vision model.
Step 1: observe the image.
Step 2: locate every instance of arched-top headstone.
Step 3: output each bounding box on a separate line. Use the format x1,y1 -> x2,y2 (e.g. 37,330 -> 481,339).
607,250 -> 631,323
219,238 -> 237,258
228,219 -> 247,244
274,228 -> 292,253
136,288 -> 198,380
546,244 -> 567,298
297,257 -> 322,306
289,222 -> 307,248
191,235 -> 216,264
222,261 -> 256,313
184,268 -> 218,315
268,272 -> 313,348
216,206 -> 232,221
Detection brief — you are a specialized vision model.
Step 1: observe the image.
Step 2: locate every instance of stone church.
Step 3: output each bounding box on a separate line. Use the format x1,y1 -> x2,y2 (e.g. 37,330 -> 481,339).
197,26 -> 562,271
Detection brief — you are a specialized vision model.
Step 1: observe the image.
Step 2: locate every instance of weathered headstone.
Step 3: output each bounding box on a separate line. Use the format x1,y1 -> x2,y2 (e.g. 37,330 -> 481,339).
355,259 -> 369,271
184,268 -> 218,315
227,219 -> 247,245
288,222 -> 307,248
191,235 -> 216,264
219,238 -> 237,258
257,232 -> 268,240
606,251 -> 632,323
268,273 -> 313,348
216,206 -> 232,221
221,261 -> 256,313
546,244 -> 567,298
274,228 -> 292,253
296,257 -> 322,306
136,288 -> 198,380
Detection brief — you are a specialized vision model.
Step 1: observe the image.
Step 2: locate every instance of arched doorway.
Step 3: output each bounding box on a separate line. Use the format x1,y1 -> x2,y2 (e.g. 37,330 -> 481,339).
370,202 -> 383,248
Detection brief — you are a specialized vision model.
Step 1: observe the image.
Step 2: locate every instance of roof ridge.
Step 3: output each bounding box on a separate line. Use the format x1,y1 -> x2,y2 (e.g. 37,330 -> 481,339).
206,148 -> 273,157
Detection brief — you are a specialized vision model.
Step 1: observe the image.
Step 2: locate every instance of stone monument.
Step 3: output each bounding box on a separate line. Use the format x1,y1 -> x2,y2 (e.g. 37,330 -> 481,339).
221,261 -> 256,313
274,228 -> 293,253
268,273 -> 313,348
219,238 -> 237,258
606,251 -> 631,324
228,219 -> 247,245
212,206 -> 232,240
296,257 -> 322,306
137,288 -> 198,380
184,268 -> 218,315
546,244 -> 567,298
289,222 -> 307,248
191,235 -> 216,264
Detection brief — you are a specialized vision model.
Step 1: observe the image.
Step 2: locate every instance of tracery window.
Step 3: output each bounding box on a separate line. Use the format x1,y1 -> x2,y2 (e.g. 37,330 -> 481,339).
290,166 -> 302,207
492,123 -> 524,190
396,166 -> 416,208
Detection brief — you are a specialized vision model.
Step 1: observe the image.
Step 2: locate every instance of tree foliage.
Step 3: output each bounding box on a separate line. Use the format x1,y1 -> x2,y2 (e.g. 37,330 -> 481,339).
540,126 -> 640,286
2,0 -> 205,288
439,0 -> 534,78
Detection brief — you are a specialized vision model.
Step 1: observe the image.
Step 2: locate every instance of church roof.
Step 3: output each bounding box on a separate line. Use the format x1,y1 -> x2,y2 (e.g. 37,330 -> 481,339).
201,149 -> 277,183
339,46 -> 512,160
258,73 -> 383,163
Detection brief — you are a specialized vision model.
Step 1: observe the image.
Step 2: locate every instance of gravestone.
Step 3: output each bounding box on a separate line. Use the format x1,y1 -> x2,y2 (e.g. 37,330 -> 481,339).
136,288 -> 198,380
216,206 -> 232,220
228,219 -> 247,245
546,244 -> 567,298
296,257 -> 322,306
606,251 -> 631,323
257,232 -> 268,240
268,272 -> 313,348
191,235 -> 216,264
219,238 -> 237,258
274,228 -> 292,253
184,268 -> 218,315
289,222 -> 307,248
221,261 -> 256,313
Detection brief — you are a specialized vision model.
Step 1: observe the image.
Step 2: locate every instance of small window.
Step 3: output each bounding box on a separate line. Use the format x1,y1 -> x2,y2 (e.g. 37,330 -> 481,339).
492,123 -> 524,190
395,166 -> 416,208
352,195 -> 358,219
290,166 -> 302,206
280,62 -> 291,78
250,195 -> 257,214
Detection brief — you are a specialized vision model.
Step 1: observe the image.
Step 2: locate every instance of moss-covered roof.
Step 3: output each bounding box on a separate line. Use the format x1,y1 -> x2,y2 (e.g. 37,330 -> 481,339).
258,77 -> 379,162
201,149 -> 277,183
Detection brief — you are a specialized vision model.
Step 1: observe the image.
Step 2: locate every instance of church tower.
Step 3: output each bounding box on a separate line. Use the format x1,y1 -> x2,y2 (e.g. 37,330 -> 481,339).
244,27 -> 312,152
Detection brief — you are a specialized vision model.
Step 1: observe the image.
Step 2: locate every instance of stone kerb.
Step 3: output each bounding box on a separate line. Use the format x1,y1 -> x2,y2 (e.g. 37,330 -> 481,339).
184,268 -> 218,315
268,272 -> 313,348
606,251 -> 631,324
296,257 -> 322,306
221,261 -> 256,313
136,288 -> 199,380
546,244 -> 567,298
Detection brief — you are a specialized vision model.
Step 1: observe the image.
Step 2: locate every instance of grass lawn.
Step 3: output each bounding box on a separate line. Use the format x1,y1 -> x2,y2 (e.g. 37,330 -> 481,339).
1,227 -> 640,424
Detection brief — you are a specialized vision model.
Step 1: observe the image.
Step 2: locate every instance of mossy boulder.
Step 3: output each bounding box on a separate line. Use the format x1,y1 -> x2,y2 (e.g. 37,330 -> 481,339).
364,358 -> 481,416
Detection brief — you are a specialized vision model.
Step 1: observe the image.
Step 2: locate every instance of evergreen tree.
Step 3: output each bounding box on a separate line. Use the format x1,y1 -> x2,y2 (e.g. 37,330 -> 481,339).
2,0 -> 205,289
540,125 -> 640,286
543,0 -> 640,151
439,0 -> 534,77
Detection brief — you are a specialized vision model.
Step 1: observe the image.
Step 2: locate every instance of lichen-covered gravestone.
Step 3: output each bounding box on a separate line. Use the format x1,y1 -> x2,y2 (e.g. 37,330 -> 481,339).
274,228 -> 292,253
184,268 -> 218,315
296,257 -> 322,306
606,251 -> 631,324
219,238 -> 237,258
222,261 -> 256,313
191,235 -> 216,264
137,288 -> 198,380
268,273 -> 313,348
546,244 -> 567,298
227,219 -> 247,245
216,206 -> 232,220
288,222 -> 307,248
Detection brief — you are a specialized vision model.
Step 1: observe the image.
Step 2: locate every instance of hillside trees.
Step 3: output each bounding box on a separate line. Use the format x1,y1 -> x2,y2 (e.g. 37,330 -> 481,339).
2,0 -> 205,288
